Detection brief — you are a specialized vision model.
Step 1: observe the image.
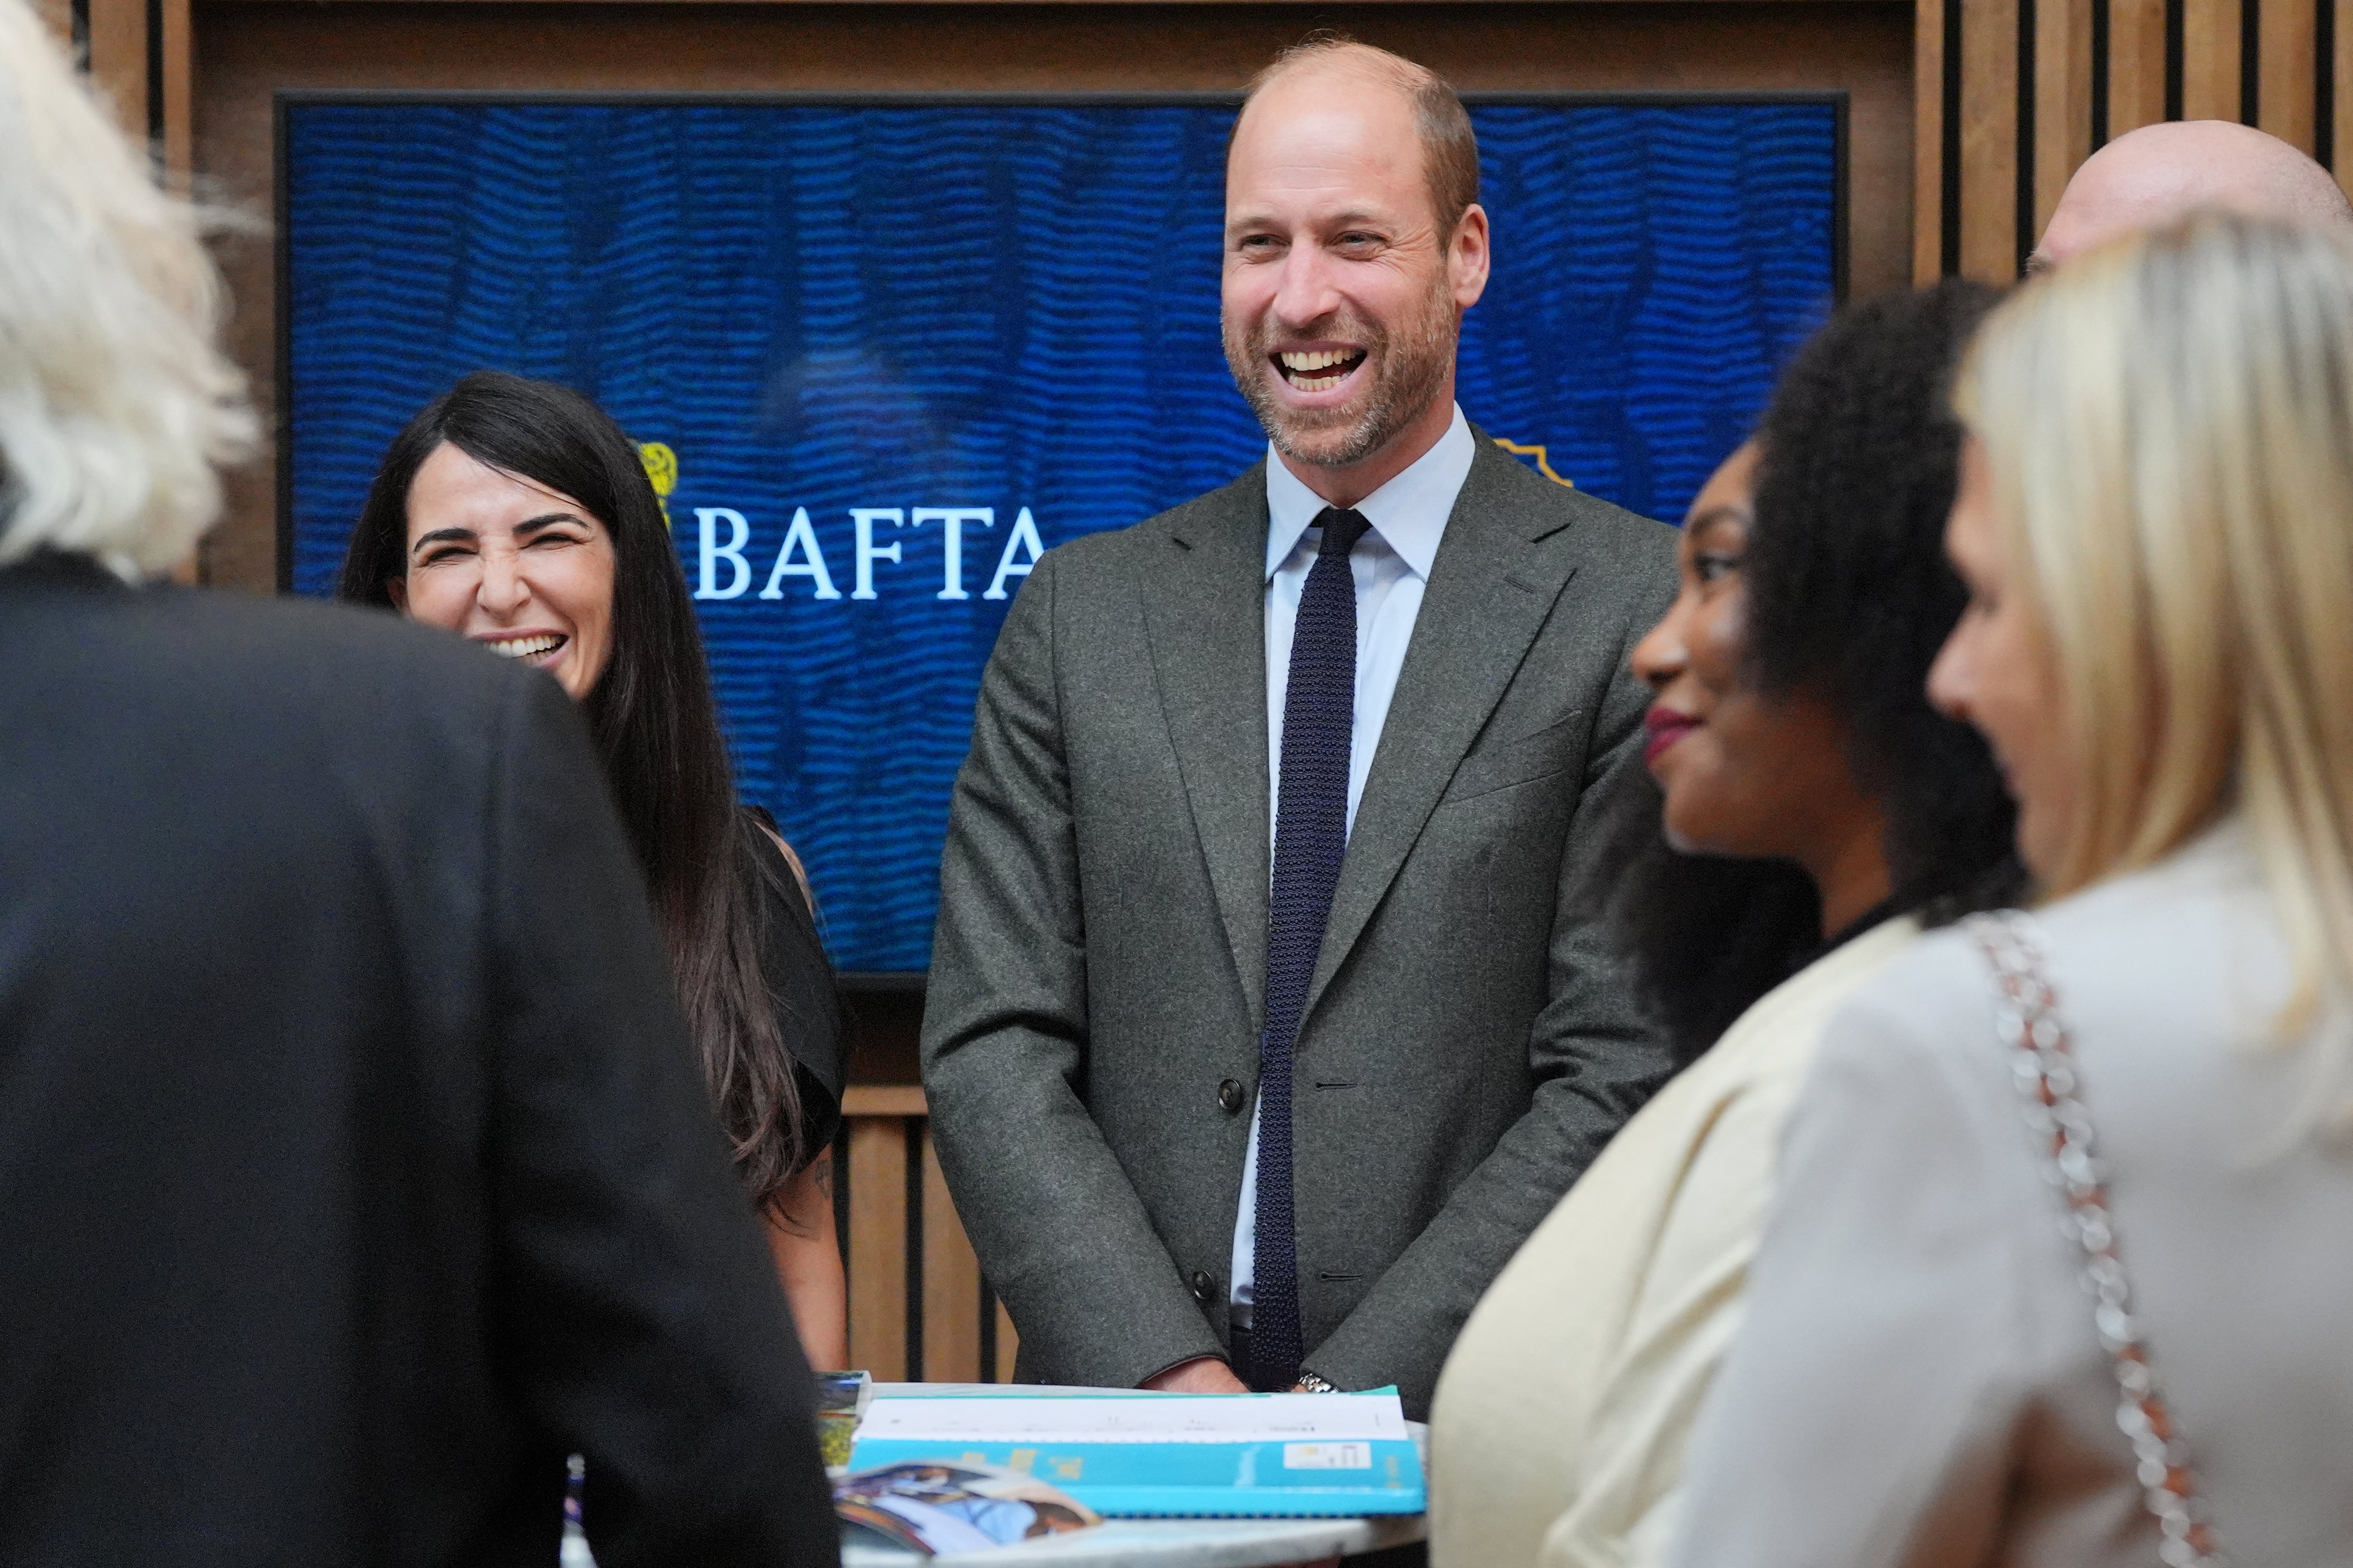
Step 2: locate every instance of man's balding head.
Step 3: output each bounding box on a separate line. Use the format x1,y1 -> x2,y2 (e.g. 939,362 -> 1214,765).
2033,120 -> 2353,269
1231,35 -> 1480,240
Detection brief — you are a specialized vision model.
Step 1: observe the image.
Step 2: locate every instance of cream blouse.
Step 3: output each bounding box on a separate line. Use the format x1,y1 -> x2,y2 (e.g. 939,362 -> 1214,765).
1671,825 -> 2353,1566
1426,915 -> 1922,1568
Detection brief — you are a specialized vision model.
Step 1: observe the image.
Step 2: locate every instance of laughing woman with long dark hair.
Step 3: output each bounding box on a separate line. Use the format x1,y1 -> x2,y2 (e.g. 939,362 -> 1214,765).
338,371 -> 848,1369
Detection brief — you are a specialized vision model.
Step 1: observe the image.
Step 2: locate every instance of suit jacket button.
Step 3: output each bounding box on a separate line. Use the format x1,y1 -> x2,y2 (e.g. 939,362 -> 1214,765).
1189,1270 -> 1215,1303
1217,1079 -> 1246,1114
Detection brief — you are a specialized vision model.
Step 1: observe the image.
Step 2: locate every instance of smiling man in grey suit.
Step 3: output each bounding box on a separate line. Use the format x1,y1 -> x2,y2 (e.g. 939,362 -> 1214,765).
922,36 -> 1679,1417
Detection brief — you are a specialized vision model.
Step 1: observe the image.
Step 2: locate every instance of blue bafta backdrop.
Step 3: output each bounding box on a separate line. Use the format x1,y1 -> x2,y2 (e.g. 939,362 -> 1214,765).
284,98 -> 1838,973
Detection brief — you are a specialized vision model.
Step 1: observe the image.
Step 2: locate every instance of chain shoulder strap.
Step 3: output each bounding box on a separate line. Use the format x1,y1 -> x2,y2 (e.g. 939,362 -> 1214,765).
1965,911 -> 2225,1568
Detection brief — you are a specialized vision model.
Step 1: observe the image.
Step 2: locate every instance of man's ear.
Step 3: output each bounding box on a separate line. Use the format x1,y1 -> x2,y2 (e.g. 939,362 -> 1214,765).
385,575 -> 408,612
1450,203 -> 1492,311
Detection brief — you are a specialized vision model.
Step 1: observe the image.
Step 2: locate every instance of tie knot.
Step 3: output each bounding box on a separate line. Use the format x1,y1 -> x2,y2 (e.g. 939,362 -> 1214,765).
1313,507 -> 1371,559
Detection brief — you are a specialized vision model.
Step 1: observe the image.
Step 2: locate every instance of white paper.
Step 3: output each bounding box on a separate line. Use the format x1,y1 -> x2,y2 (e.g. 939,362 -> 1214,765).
856,1392 -> 1408,1445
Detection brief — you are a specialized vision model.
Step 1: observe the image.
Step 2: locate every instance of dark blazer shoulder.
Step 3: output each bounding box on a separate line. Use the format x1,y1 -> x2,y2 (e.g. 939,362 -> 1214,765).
0,554 -> 570,794
8,558 -> 520,688
182,580 -> 531,697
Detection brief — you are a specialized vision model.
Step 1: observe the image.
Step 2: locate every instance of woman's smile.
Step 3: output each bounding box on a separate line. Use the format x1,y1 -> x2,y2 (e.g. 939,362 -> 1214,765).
1643,704 -> 1700,768
475,629 -> 570,668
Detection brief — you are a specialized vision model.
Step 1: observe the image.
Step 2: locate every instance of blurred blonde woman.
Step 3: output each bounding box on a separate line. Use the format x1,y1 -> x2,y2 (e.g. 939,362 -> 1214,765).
1670,213 -> 2353,1566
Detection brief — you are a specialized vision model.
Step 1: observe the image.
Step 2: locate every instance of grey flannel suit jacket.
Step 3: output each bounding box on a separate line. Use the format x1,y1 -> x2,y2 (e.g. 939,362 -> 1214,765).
920,434 -> 1680,1417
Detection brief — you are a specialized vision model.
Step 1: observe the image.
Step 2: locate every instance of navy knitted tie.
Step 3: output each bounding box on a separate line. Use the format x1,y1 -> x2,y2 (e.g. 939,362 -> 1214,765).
1251,505 -> 1369,1392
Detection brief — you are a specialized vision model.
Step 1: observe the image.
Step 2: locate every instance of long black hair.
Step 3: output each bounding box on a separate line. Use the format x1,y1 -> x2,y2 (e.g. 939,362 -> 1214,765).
338,370 -> 812,1204
1589,280 -> 2026,1064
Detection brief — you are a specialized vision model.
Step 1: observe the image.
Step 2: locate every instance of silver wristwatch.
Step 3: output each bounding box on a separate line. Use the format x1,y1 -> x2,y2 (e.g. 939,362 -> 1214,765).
1295,1371 -> 1338,1393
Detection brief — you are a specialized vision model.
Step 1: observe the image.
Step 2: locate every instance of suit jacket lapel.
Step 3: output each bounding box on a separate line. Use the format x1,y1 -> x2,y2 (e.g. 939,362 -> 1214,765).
1303,440 -> 1583,1020
1144,466 -> 1273,1027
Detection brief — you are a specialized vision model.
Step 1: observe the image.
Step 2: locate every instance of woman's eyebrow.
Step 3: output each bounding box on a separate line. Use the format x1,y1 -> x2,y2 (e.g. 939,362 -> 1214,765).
512,512 -> 587,537
409,526 -> 476,556
409,513 -> 583,558
1685,508 -> 1750,543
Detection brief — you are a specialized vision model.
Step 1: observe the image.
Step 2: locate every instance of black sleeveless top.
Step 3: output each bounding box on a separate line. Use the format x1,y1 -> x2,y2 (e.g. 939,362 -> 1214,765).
743,806 -> 845,1165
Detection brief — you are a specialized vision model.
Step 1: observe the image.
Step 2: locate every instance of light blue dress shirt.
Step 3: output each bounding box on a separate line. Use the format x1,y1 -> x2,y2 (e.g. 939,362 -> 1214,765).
1228,405 -> 1477,1331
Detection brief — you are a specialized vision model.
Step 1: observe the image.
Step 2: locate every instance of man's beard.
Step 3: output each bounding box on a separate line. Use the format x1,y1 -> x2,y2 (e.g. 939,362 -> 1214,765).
1223,278 -> 1457,471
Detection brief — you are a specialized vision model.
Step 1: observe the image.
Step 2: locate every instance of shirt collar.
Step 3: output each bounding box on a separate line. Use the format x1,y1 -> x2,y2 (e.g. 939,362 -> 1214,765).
1263,405 -> 1475,583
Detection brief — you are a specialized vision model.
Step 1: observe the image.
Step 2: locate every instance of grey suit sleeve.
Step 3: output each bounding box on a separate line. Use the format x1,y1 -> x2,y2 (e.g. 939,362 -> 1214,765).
921,554 -> 1228,1388
484,674 -> 837,1568
1306,607 -> 1679,1412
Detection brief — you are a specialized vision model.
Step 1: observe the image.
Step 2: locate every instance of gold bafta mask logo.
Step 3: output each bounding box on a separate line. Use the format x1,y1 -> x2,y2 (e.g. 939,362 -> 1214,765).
638,441 -> 679,526
1491,437 -> 1574,488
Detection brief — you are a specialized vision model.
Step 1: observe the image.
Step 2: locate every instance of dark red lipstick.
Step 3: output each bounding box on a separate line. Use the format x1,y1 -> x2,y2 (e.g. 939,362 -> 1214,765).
1643,704 -> 1700,768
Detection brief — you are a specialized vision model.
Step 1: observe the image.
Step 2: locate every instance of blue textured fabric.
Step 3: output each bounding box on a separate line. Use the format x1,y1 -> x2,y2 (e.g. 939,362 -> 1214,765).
1252,506 -> 1370,1391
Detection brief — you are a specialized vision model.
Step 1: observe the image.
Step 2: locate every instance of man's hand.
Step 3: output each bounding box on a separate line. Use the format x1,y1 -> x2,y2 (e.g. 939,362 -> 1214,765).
1140,1356 -> 1249,1394
1146,1360 -> 1325,1567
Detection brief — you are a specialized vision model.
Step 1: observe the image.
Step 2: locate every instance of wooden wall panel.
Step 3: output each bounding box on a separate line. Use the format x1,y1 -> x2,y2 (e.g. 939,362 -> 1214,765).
1959,0 -> 2019,277
920,1127 -> 983,1384
84,0 -> 146,139
162,0 -> 193,180
1916,0 -> 1947,281
839,1086 -> 1005,1384
2181,0 -> 2244,121
79,0 -> 192,174
847,1115 -> 910,1381
2034,0 -> 2095,241
2109,0 -> 2172,133
2261,0 -> 2319,151
193,0 -> 1914,595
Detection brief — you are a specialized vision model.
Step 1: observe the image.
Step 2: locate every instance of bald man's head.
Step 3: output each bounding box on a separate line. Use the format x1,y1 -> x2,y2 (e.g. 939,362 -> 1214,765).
2032,120 -> 2353,269
1230,35 -> 1480,239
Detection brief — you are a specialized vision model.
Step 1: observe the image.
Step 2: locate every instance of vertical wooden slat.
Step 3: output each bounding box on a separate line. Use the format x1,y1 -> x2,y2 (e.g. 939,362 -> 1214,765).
82,0 -> 144,142
2113,0 -> 2175,131
2260,0 -> 2320,148
159,0 -> 192,182
995,1298 -> 1021,1384
847,1115 -> 909,1382
1917,0 -> 1949,283
2037,0 -> 2098,245
2182,0 -> 2245,119
1962,0 -> 2025,280
920,1126 -> 983,1384
77,0 -> 189,172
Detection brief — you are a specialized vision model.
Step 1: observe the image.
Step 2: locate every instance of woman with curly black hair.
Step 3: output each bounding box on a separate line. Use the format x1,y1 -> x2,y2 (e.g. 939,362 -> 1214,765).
1428,280 -> 2022,1568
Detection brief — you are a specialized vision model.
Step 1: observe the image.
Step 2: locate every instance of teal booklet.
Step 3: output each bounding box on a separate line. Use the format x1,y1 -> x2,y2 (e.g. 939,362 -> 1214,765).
846,1388 -> 1425,1519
